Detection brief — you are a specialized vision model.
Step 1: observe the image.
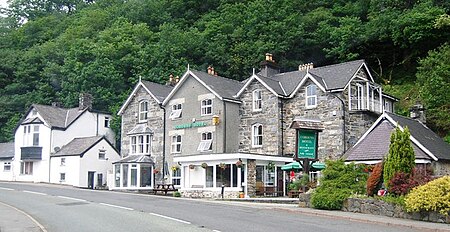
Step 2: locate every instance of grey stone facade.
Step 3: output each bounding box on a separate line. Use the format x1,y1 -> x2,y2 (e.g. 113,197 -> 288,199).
120,86 -> 165,167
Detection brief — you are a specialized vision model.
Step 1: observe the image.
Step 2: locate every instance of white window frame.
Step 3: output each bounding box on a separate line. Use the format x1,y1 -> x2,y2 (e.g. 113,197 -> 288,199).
104,116 -> 110,128
130,134 -> 151,155
197,132 -> 213,151
306,84 -> 317,108
252,90 -> 262,111
99,150 -> 106,160
356,83 -> 364,110
201,99 -> 213,116
139,101 -> 149,122
60,158 -> 66,166
60,173 -> 66,182
172,168 -> 181,186
32,125 -> 39,146
171,135 -> 182,153
252,124 -> 263,147
3,162 -> 11,172
20,161 -> 33,175
169,104 -> 182,120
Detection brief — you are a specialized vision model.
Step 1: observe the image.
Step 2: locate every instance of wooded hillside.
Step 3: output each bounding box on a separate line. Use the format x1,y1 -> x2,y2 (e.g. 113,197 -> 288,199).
0,0 -> 449,143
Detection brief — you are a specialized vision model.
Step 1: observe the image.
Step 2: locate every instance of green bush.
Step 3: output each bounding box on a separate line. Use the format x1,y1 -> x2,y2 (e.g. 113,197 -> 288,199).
405,176 -> 450,215
311,160 -> 368,210
173,191 -> 181,197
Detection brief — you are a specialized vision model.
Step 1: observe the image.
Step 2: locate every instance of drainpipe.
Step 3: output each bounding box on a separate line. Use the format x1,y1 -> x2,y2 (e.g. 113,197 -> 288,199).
223,102 -> 226,153
330,93 -> 346,154
159,103 -> 166,184
280,100 -> 284,156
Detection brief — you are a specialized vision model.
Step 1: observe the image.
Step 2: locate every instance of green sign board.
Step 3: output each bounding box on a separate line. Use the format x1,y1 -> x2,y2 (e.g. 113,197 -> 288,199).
297,130 -> 317,159
174,121 -> 208,130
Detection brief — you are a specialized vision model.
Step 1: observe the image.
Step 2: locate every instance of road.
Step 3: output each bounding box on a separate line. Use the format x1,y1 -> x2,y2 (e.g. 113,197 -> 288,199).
0,182 -> 425,232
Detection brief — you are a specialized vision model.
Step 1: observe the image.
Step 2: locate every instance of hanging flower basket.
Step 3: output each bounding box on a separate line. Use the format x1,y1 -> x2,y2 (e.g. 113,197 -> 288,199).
201,162 -> 208,169
189,164 -> 195,169
267,161 -> 275,172
153,169 -> 159,174
171,165 -> 180,171
219,162 -> 226,170
236,160 -> 243,168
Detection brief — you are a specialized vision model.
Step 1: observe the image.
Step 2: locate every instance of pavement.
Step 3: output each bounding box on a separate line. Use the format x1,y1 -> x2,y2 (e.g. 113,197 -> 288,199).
1,195 -> 449,232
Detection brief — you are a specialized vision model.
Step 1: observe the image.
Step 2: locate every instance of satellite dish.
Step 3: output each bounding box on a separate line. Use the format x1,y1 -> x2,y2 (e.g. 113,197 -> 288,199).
54,147 -> 61,152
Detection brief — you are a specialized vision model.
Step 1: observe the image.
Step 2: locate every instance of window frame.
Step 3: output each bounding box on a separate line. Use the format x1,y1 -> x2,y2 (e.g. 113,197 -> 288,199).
138,101 -> 149,122
201,99 -> 213,116
130,134 -> 151,155
197,132 -> 213,152
104,116 -> 110,128
60,173 -> 66,182
172,168 -> 181,186
99,150 -> 106,160
252,90 -> 262,111
20,161 -> 33,175
306,84 -> 317,108
251,124 -> 263,147
171,135 -> 182,153
60,158 -> 66,166
169,104 -> 183,120
3,162 -> 11,172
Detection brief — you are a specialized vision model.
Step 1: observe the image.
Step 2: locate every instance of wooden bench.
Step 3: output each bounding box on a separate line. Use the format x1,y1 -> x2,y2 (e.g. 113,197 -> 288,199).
153,184 -> 177,195
256,186 -> 284,197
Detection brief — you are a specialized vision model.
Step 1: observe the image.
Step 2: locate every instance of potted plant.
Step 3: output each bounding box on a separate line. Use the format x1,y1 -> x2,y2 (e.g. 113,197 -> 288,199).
267,161 -> 275,172
153,169 -> 160,174
171,165 -> 180,171
235,160 -> 243,168
219,162 -> 226,170
201,162 -> 208,169
189,164 -> 195,169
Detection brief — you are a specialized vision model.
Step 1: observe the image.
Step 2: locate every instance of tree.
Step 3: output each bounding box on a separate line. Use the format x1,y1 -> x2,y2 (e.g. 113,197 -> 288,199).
383,126 -> 415,188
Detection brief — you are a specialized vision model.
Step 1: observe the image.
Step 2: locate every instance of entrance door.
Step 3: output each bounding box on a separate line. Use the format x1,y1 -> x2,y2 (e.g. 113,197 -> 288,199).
88,171 -> 95,189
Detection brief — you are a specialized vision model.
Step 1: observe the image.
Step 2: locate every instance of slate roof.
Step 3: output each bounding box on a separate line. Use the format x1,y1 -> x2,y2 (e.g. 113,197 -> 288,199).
52,136 -> 104,157
127,124 -> 153,135
0,142 -> 14,160
345,121 -> 430,162
113,155 -> 154,164
386,112 -> 450,160
29,104 -> 85,129
290,117 -> 325,131
190,70 -> 244,100
141,80 -> 173,103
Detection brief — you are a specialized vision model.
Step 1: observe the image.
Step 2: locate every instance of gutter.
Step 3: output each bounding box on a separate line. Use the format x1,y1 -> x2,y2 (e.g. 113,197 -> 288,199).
159,103 -> 167,183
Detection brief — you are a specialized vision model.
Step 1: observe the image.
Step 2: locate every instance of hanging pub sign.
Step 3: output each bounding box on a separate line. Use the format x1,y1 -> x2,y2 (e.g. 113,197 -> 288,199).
297,130 -> 318,159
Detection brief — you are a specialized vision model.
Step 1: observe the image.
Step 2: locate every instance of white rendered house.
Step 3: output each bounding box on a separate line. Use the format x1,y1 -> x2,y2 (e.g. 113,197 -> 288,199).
12,94 -> 116,184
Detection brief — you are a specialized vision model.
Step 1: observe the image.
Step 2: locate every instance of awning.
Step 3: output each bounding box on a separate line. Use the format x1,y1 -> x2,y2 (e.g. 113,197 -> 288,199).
281,161 -> 326,171
113,155 -> 155,164
290,117 -> 324,131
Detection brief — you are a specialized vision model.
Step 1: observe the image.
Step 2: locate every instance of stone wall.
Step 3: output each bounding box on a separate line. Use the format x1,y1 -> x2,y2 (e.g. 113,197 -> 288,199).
120,86 -> 165,166
343,198 -> 450,224
239,81 -> 281,155
181,190 -> 240,198
432,161 -> 450,176
284,79 -> 345,159
247,159 -> 256,197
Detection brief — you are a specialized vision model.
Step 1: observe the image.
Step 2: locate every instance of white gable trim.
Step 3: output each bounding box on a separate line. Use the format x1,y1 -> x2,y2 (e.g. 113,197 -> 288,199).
117,81 -> 162,115
342,62 -> 374,91
288,73 -> 326,98
384,114 -> 439,161
235,74 -> 280,98
162,70 -> 225,106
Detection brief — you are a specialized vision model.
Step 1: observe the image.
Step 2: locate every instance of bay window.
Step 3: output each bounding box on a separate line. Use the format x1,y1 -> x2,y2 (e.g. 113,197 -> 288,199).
130,134 -> 151,155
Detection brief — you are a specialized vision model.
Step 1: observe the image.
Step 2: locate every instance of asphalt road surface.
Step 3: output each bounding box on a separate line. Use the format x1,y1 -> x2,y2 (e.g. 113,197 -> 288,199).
0,182 -> 424,232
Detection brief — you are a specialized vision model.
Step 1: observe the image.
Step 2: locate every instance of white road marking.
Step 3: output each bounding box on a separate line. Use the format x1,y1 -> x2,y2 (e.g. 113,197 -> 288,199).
99,203 -> 134,211
0,201 -> 48,232
23,190 -> 47,196
149,212 -> 191,224
0,187 -> 14,191
212,230 -> 221,232
57,196 -> 87,202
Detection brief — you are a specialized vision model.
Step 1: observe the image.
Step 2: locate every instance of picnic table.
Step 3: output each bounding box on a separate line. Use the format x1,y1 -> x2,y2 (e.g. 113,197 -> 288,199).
153,183 -> 177,195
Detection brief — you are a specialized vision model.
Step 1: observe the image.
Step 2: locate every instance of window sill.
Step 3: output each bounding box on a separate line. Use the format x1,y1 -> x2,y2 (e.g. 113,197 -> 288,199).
305,105 -> 317,109
251,145 -> 263,148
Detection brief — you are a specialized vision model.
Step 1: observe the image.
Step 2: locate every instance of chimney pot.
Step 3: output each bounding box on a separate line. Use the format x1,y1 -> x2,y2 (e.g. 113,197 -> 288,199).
207,66 -> 212,75
175,76 -> 180,83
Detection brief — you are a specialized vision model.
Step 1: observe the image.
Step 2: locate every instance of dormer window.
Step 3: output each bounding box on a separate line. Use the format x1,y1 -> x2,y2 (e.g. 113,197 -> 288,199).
169,104 -> 182,120
306,84 -> 317,108
139,101 -> 148,122
201,99 -> 213,116
197,132 -> 213,151
252,124 -> 263,147
252,90 -> 262,111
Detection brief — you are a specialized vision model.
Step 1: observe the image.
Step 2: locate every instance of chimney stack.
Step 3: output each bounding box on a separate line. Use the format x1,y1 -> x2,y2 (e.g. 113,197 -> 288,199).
410,103 -> 426,124
260,53 -> 280,77
167,74 -> 178,86
175,76 -> 180,83
79,93 -> 93,111
299,63 -> 314,72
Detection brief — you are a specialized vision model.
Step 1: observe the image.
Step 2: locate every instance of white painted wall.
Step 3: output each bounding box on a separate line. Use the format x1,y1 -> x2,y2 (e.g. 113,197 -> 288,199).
0,159 -> 13,181
49,156 -> 80,186
78,139 -> 120,188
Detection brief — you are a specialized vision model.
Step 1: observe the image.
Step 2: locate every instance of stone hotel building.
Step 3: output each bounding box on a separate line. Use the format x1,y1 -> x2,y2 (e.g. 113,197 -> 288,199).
114,55 -> 397,197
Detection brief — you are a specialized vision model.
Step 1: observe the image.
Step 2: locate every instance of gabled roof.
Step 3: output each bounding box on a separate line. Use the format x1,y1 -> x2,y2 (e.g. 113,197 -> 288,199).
0,142 -> 14,160
127,124 -> 153,135
386,112 -> 450,161
163,70 -> 243,105
345,112 -> 450,163
345,121 -> 430,162
21,104 -> 87,130
52,136 -> 117,157
118,80 -> 173,115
